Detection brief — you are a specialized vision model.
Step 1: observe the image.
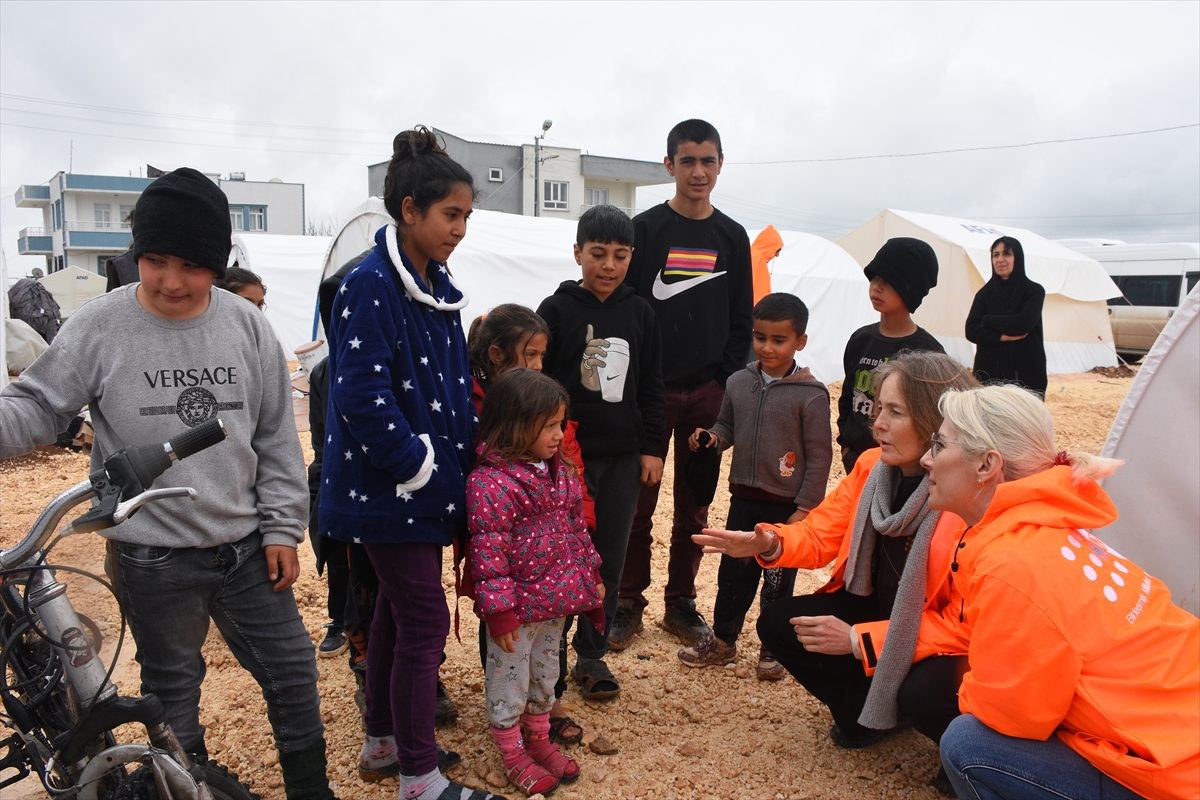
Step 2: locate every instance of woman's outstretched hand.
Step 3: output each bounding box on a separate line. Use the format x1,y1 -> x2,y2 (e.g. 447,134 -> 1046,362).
693,524 -> 773,558
792,615 -> 853,655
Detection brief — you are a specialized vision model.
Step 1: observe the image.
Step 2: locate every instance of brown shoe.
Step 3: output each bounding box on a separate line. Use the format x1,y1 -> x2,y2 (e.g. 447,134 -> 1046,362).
607,598 -> 643,651
661,598 -> 713,646
757,645 -> 786,681
677,635 -> 737,668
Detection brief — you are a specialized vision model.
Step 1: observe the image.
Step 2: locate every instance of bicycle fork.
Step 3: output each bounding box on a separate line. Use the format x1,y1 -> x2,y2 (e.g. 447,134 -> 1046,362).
26,568 -> 117,708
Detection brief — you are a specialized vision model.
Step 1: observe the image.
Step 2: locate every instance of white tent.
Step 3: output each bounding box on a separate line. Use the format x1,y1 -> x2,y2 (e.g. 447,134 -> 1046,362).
318,200 -> 582,343
747,228 -> 875,383
1100,284 -> 1200,616
228,233 -> 331,356
1,248 -> 8,385
37,265 -> 106,317
837,210 -> 1120,374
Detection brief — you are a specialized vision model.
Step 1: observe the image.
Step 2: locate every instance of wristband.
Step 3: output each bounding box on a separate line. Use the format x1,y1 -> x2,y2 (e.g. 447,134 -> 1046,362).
761,529 -> 783,562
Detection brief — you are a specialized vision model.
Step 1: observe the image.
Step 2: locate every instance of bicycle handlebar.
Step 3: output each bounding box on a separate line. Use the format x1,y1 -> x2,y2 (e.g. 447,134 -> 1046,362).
0,419 -> 228,570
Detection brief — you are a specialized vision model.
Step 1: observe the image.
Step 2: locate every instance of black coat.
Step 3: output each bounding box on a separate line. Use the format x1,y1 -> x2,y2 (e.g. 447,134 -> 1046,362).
965,238 -> 1048,395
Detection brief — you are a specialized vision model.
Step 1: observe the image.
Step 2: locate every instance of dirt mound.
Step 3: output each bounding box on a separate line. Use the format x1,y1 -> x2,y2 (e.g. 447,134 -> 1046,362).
1089,365 -> 1137,379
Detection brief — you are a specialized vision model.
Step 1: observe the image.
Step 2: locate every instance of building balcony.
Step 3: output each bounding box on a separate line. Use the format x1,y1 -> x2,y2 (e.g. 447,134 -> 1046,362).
18,227 -> 53,254
63,220 -> 133,250
581,204 -> 640,218
15,184 -> 50,208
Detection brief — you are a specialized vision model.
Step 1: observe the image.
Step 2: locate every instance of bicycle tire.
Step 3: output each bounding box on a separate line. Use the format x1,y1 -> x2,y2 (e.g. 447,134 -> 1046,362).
113,760 -> 259,800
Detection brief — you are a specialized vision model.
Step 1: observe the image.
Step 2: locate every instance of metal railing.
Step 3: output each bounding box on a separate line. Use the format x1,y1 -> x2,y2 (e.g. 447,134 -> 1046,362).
580,204 -> 642,218
20,227 -> 51,238
64,220 -> 132,232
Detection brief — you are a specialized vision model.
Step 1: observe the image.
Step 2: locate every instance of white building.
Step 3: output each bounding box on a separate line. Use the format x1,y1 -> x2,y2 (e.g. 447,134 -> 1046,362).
367,128 -> 670,220
15,171 -> 306,275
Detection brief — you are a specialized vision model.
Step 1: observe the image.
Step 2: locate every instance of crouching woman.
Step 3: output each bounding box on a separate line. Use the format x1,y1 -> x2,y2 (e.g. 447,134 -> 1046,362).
924,384 -> 1200,800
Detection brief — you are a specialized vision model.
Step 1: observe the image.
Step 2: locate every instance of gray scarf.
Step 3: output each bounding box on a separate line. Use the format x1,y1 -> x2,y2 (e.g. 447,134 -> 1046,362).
842,459 -> 941,730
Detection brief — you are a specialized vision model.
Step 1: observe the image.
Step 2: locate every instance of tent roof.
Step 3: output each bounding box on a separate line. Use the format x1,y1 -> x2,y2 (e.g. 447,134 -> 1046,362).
37,265 -> 106,316
747,227 -> 875,382
229,233 -> 331,355
884,209 -> 1119,302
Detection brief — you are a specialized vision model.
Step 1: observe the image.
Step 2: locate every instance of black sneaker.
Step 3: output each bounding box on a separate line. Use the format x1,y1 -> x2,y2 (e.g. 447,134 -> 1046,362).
660,597 -> 712,646
435,679 -> 459,726
829,723 -> 895,749
318,623 -> 347,658
608,598 -> 643,652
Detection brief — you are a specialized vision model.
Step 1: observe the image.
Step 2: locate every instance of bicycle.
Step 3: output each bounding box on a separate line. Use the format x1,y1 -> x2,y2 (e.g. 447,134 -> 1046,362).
0,418 -> 257,800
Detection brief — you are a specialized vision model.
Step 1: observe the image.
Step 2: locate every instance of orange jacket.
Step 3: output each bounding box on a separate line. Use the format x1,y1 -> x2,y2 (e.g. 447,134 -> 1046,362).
761,449 -> 970,673
954,466 -> 1200,800
750,225 -> 783,305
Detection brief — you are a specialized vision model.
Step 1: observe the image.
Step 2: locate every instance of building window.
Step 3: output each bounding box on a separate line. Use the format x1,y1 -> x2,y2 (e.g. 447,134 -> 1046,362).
54,255 -> 64,272
120,204 -> 135,228
248,206 -> 265,231
53,200 -> 62,230
97,255 -> 109,276
585,188 -> 609,207
230,207 -> 244,231
543,181 -> 568,211
488,168 -> 503,182
94,203 -> 112,229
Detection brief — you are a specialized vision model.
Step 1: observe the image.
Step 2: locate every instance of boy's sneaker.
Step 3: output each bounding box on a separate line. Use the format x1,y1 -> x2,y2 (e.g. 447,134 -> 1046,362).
435,679 -> 459,726
677,635 -> 737,668
607,598 -> 643,651
757,645 -> 786,681
660,597 -> 713,646
318,623 -> 347,658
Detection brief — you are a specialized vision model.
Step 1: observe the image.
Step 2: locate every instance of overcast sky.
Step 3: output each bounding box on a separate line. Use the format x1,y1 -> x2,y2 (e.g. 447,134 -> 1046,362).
2,1 -> 1197,278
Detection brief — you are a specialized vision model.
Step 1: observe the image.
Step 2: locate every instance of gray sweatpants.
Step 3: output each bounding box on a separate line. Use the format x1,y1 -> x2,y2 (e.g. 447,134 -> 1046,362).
484,617 -> 563,729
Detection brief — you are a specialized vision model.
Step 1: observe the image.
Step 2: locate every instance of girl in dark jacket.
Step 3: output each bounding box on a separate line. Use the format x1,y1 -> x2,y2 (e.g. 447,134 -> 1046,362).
965,236 -> 1048,396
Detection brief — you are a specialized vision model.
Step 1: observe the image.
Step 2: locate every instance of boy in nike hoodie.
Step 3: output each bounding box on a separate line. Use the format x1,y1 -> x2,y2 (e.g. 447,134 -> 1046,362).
536,205 -> 665,700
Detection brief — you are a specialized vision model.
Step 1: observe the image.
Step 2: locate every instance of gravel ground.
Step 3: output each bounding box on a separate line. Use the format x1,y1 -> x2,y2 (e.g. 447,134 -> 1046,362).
1,371 -> 1134,800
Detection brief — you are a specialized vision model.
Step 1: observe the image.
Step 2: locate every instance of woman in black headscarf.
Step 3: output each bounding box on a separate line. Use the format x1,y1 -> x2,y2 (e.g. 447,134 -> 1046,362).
965,236 -> 1047,396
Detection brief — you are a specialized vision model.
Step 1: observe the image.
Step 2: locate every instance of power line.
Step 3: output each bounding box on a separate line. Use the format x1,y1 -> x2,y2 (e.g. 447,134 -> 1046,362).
730,123 -> 1200,165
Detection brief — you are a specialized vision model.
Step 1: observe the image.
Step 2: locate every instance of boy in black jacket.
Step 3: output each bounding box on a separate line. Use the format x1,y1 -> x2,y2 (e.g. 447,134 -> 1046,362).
837,237 -> 945,473
536,205 -> 665,701
616,119 -> 754,649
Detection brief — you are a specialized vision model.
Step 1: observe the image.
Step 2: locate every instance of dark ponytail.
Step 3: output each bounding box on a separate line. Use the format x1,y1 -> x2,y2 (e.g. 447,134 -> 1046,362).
383,126 -> 475,228
468,304 -> 550,381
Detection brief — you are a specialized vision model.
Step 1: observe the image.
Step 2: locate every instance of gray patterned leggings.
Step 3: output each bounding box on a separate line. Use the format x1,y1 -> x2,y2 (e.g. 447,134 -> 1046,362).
484,617 -> 564,729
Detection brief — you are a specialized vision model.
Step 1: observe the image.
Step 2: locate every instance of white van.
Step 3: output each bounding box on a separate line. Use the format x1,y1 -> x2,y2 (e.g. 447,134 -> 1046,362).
1063,242 -> 1199,359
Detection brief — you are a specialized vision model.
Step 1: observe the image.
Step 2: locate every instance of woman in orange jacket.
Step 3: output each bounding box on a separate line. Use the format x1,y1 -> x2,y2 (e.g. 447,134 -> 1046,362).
695,351 -> 976,775
924,384 -> 1199,800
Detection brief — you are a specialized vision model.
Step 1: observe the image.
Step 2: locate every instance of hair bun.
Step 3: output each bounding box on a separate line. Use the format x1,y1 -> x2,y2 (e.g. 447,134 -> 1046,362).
392,125 -> 445,159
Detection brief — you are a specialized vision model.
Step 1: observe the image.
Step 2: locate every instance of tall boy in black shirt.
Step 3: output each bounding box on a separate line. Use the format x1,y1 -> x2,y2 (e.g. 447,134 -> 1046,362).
837,237 -> 945,473
613,119 -> 754,649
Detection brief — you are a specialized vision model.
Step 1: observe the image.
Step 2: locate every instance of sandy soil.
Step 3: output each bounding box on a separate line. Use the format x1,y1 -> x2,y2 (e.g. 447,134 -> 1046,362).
1,371 -> 1135,800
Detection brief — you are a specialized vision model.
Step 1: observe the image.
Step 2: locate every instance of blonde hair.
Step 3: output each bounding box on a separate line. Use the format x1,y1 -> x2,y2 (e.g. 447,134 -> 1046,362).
938,385 -> 1120,482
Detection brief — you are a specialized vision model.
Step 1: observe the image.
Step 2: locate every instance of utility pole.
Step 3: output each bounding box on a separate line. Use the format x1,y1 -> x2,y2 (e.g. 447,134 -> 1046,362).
533,119 -> 552,217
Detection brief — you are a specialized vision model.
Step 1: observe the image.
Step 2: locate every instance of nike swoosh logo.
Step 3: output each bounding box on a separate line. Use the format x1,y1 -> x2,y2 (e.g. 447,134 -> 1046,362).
652,269 -> 725,301
604,374 -> 621,381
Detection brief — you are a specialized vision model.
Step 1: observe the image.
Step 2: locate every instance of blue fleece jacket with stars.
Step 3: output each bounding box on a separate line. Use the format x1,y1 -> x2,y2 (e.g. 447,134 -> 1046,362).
319,225 -> 476,545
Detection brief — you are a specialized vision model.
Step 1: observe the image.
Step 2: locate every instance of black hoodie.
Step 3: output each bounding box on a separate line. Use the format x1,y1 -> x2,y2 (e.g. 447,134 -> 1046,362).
537,281 -> 665,458
965,236 -> 1048,395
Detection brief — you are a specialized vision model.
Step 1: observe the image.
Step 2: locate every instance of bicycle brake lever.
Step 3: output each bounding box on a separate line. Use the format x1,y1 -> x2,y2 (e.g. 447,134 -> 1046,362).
113,487 -> 198,524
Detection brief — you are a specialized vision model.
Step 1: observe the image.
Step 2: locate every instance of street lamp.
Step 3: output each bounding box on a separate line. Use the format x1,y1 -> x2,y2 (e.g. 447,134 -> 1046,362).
533,119 -> 552,217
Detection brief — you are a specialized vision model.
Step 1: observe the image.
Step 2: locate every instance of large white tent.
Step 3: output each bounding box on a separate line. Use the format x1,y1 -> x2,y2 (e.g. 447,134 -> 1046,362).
747,228 -> 875,382
318,203 -> 874,383
1100,284 -> 1200,616
37,265 -> 106,317
837,210 -> 1121,374
228,233 -> 331,356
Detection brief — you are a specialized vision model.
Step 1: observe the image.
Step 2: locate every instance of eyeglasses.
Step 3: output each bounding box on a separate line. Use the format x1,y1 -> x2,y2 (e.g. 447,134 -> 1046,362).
929,433 -> 963,458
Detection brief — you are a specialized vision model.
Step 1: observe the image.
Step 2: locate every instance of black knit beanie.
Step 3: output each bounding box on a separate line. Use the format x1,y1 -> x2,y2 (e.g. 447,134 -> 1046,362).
132,167 -> 231,277
863,237 -> 939,312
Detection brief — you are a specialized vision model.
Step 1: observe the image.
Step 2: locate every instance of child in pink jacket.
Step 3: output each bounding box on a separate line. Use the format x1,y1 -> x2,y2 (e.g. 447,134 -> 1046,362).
467,368 -> 604,796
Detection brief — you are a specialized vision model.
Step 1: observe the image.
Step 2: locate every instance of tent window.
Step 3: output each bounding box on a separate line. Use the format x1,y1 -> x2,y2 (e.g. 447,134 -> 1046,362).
94,203 -> 112,229
230,207 -> 244,231
488,168 -> 503,182
543,181 -> 568,211
585,188 -> 608,207
248,207 -> 265,231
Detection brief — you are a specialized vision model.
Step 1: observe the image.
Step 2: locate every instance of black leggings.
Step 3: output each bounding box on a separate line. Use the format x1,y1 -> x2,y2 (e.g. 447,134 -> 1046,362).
757,589 -> 967,743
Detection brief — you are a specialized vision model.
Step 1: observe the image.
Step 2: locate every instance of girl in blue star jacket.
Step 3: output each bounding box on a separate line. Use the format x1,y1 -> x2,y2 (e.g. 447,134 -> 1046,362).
319,127 -> 497,800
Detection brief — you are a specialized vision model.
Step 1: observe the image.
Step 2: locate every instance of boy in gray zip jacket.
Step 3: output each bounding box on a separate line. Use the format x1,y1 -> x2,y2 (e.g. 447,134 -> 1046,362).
677,293 -> 832,679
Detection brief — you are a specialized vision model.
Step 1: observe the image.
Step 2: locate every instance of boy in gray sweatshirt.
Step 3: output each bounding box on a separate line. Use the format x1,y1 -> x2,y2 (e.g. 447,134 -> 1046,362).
0,168 -> 332,800
677,293 -> 832,679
